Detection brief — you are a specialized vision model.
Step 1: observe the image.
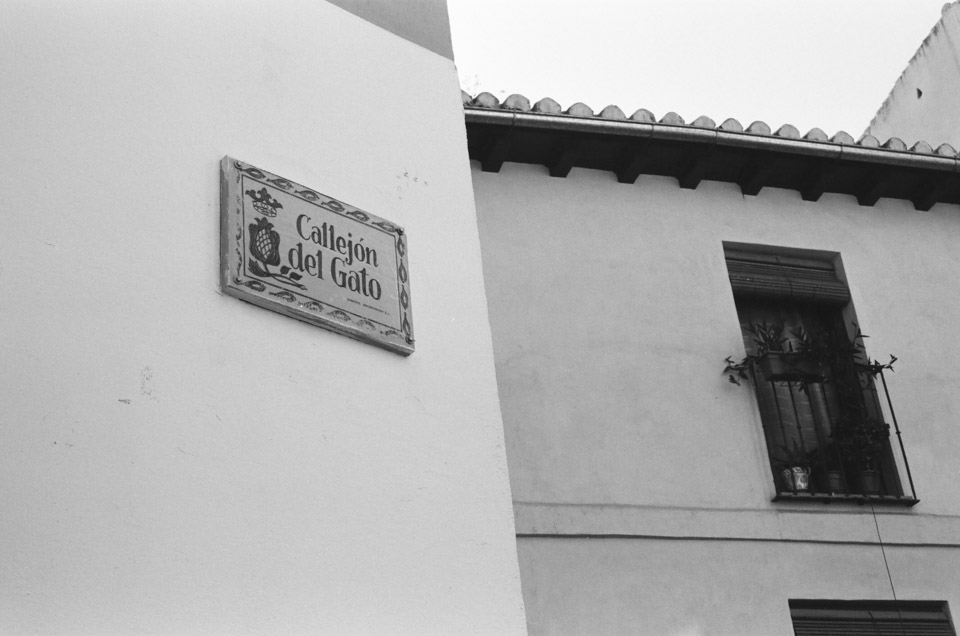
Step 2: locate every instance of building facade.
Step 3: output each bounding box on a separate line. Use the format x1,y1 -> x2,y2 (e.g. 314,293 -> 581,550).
868,2 -> 960,151
0,2 -> 526,633
6,1 -> 960,634
466,94 -> 960,634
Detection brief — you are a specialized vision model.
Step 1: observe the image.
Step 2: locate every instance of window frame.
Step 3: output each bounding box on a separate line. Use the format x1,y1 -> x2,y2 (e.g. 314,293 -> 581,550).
790,599 -> 956,636
724,242 -> 918,506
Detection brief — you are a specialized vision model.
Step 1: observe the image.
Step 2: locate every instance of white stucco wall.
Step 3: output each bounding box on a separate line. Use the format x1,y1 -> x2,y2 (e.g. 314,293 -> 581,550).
0,2 -> 526,633
868,2 -> 960,147
517,538 -> 960,636
473,162 -> 960,633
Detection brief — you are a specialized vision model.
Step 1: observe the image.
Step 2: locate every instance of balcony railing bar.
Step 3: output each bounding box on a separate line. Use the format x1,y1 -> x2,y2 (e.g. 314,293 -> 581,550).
767,379 -> 792,493
773,492 -> 920,506
749,360 -> 917,504
879,368 -> 917,499
814,380 -> 852,496
787,384 -> 811,469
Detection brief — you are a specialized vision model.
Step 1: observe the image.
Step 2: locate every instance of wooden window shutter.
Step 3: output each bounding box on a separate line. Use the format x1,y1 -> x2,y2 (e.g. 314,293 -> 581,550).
725,246 -> 850,305
790,600 -> 956,636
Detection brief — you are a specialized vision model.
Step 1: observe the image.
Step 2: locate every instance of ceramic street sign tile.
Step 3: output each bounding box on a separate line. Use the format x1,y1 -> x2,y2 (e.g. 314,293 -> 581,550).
220,157 -> 414,355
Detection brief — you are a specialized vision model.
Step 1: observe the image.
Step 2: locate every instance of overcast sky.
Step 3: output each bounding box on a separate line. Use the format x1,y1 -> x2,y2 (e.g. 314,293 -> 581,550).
448,1 -> 948,139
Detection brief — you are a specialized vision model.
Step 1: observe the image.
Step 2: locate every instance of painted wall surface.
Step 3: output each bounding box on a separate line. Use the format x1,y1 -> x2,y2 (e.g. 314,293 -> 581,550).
327,0 -> 454,59
868,2 -> 960,147
517,538 -> 960,636
473,162 -> 960,633
0,2 -> 526,634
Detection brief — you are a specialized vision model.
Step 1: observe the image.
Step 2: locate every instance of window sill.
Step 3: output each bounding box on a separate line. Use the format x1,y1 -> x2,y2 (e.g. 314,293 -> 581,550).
773,492 -> 919,507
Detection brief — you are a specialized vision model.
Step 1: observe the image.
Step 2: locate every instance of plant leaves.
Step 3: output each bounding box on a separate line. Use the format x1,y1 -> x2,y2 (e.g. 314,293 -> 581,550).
289,272 -> 303,281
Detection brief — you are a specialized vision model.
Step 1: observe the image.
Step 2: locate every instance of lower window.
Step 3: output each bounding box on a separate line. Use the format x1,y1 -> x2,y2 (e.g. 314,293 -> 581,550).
790,600 -> 956,636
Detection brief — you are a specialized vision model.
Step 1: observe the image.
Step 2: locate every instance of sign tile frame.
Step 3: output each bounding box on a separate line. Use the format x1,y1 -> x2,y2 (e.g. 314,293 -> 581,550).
220,157 -> 414,355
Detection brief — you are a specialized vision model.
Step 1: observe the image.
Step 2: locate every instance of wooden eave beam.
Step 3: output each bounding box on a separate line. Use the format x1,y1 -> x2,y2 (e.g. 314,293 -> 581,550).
799,161 -> 832,202
677,148 -> 712,190
615,144 -> 649,184
547,137 -> 581,178
911,173 -> 952,211
738,153 -> 776,196
479,133 -> 512,173
856,168 -> 892,207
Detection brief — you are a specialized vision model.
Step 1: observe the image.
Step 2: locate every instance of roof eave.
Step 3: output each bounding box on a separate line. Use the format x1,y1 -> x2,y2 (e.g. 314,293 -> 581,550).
464,106 -> 960,211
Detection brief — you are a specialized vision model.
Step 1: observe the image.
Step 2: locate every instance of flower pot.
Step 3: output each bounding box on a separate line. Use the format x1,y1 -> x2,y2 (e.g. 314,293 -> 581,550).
757,352 -> 823,382
859,469 -> 881,495
826,469 -> 846,494
781,466 -> 811,492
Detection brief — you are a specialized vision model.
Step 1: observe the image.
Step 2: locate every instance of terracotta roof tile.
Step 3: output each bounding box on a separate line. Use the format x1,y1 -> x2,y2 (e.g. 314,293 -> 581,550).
775,124 -> 800,139
883,137 -> 908,151
831,131 -> 855,144
719,118 -> 744,132
462,92 -> 957,158
691,115 -> 716,129
565,102 -> 595,117
629,108 -> 656,123
533,97 -> 562,114
746,121 -> 771,135
659,111 -> 685,125
471,92 -> 500,108
598,104 -> 627,119
501,94 -> 531,111
936,143 -> 957,156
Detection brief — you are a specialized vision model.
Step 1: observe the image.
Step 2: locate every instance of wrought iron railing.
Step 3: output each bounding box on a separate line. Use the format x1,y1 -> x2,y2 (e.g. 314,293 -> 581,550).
747,353 -> 917,505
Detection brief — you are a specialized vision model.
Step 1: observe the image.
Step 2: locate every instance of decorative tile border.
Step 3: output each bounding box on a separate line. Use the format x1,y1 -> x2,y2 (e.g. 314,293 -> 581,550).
220,157 -> 414,355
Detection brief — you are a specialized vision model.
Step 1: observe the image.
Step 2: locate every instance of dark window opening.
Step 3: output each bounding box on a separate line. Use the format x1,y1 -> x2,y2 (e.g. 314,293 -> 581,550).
725,243 -> 917,504
790,599 -> 955,635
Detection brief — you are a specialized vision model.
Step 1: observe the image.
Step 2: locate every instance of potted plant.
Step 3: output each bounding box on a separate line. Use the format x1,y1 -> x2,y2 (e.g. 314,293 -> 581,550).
825,467 -> 846,494
761,323 -> 827,381
724,322 -> 823,384
773,440 -> 813,493
812,441 -> 847,494
725,322 -> 901,498
837,418 -> 891,495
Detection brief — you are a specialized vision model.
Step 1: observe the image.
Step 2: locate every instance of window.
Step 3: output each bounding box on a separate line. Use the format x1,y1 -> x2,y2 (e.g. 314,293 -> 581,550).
724,243 -> 917,504
790,600 -> 956,635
